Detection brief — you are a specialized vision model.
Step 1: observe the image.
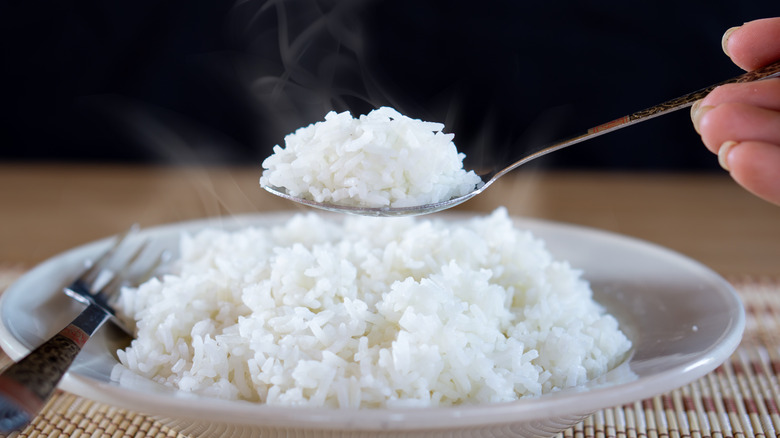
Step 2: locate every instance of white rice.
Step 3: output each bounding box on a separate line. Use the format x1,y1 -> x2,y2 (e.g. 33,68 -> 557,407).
259,107 -> 484,208
115,208 -> 631,408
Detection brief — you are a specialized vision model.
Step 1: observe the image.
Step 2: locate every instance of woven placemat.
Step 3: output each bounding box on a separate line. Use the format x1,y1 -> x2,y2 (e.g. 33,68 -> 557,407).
0,268 -> 776,438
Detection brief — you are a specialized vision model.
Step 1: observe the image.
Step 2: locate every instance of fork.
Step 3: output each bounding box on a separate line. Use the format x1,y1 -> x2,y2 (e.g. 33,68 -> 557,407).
0,227 -> 164,433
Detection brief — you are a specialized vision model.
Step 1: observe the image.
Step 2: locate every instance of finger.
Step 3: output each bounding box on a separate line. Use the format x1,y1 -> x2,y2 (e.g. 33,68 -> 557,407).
722,17 -> 780,71
720,140 -> 780,206
700,78 -> 780,111
696,103 -> 780,154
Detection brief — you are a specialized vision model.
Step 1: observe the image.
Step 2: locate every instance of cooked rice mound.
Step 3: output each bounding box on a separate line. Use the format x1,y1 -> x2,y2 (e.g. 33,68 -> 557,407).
259,107 -> 484,208
115,208 -> 631,408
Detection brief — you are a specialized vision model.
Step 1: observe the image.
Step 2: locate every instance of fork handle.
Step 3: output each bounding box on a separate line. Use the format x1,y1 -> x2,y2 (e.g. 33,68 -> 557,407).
0,303 -> 111,433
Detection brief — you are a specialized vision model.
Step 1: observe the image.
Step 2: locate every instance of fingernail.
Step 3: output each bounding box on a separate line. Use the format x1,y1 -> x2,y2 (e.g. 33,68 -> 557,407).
691,104 -> 714,134
718,140 -> 738,171
722,26 -> 739,57
690,99 -> 702,125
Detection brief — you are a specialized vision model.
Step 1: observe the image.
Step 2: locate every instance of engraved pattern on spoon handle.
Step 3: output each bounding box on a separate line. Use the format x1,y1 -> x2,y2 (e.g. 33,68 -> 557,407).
629,60 -> 780,121
493,60 -> 780,186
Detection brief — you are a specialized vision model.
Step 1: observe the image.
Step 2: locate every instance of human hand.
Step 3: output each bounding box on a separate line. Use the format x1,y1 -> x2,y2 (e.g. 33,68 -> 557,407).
691,17 -> 780,205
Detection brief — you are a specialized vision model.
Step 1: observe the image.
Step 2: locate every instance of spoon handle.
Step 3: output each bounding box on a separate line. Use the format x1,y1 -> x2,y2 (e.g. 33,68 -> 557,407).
596,60 -> 780,132
493,60 -> 780,181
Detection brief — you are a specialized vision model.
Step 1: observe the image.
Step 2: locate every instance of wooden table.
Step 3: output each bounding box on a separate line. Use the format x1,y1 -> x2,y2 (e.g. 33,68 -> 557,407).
1,163 -> 778,276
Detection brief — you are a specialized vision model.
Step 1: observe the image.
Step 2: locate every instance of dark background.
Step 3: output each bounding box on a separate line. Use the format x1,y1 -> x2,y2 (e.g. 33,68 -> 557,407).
2,0 -> 779,170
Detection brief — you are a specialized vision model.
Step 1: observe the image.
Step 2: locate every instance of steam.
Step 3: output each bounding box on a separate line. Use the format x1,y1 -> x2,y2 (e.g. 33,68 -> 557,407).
230,0 -> 401,145
88,0 -> 528,174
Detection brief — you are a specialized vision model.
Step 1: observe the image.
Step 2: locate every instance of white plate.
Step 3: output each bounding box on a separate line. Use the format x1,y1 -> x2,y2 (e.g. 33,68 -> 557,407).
0,212 -> 744,438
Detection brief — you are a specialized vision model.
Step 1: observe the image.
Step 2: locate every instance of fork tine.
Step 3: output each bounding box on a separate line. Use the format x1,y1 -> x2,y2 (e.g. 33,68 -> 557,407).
98,238 -> 150,296
105,249 -> 169,309
137,249 -> 170,284
79,224 -> 140,288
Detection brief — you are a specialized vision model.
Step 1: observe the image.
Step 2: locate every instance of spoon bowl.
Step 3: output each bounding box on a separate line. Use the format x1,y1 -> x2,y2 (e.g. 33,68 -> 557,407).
263,61 -> 780,217
262,183 -> 486,217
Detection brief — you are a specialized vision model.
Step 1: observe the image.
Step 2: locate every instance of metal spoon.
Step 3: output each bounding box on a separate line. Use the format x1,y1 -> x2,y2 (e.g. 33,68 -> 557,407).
263,60 -> 780,217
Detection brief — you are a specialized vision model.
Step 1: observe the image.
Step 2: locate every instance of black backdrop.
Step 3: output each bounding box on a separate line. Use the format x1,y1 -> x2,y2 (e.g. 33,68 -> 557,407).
2,0 -> 779,170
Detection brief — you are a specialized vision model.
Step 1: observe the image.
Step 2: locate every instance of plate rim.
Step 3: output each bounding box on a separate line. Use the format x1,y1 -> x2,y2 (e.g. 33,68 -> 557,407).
0,211 -> 745,430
